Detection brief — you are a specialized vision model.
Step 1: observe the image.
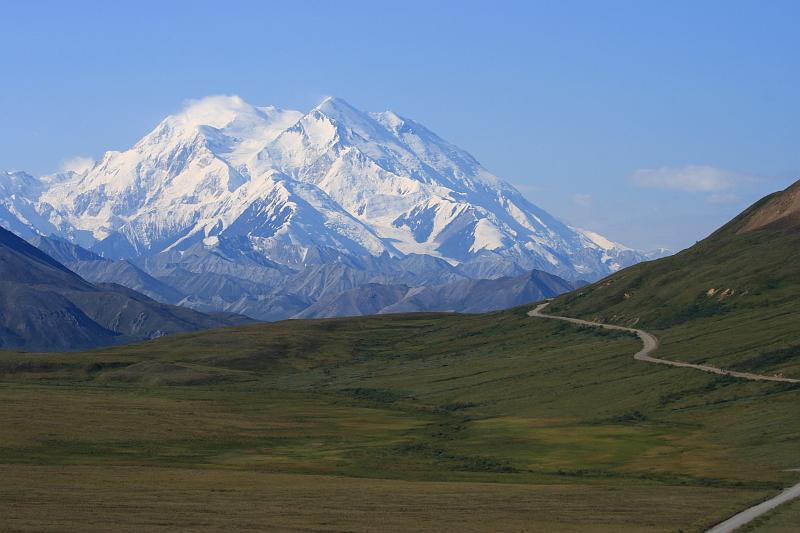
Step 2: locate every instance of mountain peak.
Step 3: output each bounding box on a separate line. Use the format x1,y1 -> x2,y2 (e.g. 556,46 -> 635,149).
315,95 -> 353,110
1,170 -> 38,189
312,96 -> 370,124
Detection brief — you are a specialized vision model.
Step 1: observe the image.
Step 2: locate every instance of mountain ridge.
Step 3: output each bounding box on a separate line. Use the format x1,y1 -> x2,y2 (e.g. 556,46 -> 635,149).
0,226 -> 251,351
296,268 -> 577,318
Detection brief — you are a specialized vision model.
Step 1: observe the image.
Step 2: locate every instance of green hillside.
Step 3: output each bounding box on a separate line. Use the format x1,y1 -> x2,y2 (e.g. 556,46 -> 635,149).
551,180 -> 800,378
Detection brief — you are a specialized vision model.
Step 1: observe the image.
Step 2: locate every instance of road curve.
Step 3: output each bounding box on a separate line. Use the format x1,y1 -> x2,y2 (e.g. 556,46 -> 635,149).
528,301 -> 800,532
528,302 -> 799,384
705,482 -> 800,533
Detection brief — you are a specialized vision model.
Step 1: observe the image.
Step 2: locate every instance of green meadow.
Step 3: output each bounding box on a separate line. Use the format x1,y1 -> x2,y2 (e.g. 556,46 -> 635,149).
1,306 -> 797,531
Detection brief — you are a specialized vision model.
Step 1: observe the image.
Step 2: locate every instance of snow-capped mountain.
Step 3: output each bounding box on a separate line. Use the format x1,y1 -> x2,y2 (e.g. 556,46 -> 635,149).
0,171 -> 60,240
1,95 -> 666,319
15,96 -> 645,277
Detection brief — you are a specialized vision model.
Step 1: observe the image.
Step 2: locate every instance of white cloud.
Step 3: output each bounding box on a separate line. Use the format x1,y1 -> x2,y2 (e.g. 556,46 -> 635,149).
630,165 -> 749,193
707,192 -> 740,204
59,156 -> 95,174
177,95 -> 248,128
572,193 -> 593,207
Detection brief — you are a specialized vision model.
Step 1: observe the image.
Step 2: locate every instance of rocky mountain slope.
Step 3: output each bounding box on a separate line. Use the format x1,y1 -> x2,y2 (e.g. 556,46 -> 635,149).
0,227 -> 250,351
297,269 -> 577,318
32,235 -> 187,304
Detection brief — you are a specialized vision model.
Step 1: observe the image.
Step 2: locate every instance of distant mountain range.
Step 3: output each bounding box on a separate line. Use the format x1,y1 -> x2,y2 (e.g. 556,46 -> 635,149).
0,227 -> 250,351
297,269 -> 577,318
31,233 -> 582,321
1,96 -> 667,319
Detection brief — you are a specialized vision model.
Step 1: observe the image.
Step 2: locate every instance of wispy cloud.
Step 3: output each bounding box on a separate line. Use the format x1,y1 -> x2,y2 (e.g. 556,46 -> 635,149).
630,165 -> 751,193
571,193 -> 593,207
59,156 -> 95,174
707,192 -> 740,204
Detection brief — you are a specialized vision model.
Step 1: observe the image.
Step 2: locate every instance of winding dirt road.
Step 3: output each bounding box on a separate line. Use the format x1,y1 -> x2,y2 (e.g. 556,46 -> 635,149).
528,302 -> 799,384
528,301 -> 800,532
705,482 -> 800,533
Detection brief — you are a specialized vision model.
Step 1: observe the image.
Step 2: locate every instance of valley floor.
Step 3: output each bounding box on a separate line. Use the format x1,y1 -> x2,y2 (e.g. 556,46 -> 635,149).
1,307 -> 798,532
0,465 -> 767,532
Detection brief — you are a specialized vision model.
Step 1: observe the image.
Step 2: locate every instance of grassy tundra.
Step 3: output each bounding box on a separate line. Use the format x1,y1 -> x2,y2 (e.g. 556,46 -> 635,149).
1,306 -> 797,532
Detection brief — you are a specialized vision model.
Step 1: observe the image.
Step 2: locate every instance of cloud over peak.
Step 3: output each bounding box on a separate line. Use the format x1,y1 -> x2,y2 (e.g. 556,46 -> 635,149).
630,165 -> 750,193
58,156 -> 95,174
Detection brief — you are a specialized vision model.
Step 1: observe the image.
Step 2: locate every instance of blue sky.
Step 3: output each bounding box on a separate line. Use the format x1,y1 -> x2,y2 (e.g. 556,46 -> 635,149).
1,0 -> 798,250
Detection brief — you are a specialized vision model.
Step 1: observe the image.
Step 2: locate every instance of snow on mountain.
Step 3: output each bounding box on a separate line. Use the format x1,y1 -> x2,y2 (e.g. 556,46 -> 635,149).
0,171 -> 59,240
576,228 -> 626,252
8,95 -> 650,284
